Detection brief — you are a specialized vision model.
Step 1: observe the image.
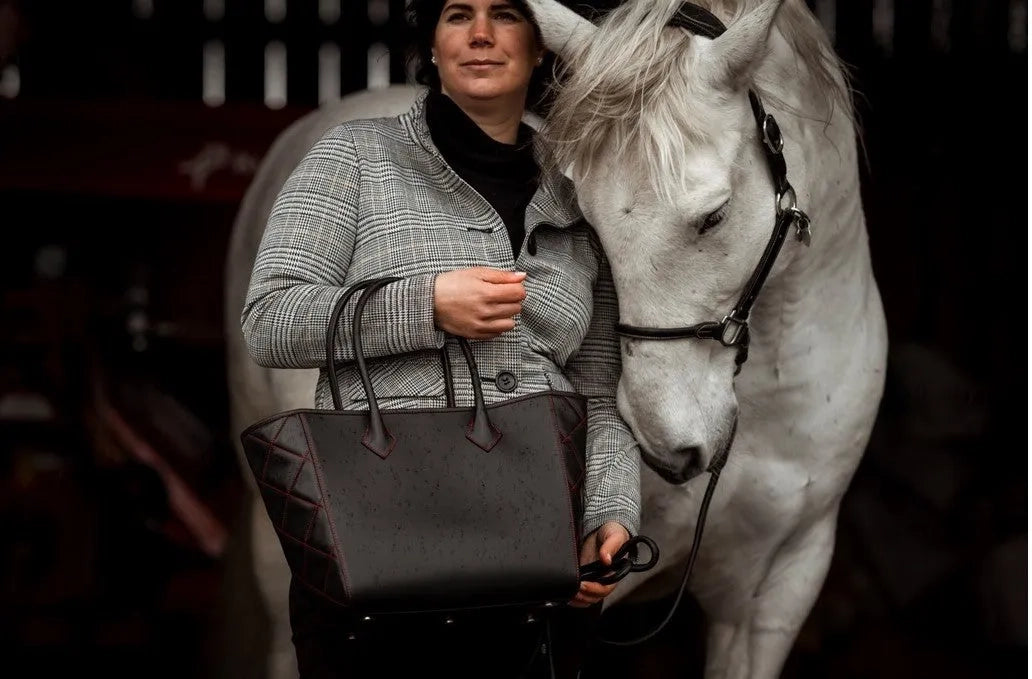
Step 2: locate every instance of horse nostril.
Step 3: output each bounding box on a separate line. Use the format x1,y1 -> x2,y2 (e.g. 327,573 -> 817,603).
676,447 -> 705,480
642,446 -> 708,485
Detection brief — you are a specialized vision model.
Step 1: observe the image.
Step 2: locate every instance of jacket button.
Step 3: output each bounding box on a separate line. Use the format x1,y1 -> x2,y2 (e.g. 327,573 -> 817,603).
495,371 -> 517,393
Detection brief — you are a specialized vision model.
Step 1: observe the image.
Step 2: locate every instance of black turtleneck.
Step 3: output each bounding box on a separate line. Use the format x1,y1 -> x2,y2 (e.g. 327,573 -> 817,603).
426,91 -> 539,259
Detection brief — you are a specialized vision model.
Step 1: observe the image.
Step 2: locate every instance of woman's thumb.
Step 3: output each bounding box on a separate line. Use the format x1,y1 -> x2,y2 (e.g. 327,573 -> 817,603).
600,537 -> 618,565
599,525 -> 629,565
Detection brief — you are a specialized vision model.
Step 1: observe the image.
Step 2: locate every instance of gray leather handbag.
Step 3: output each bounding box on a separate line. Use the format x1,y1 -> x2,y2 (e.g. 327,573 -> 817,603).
239,277 -> 592,616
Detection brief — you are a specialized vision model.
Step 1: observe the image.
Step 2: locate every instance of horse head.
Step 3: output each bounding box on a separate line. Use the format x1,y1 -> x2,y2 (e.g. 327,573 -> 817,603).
528,0 -> 846,484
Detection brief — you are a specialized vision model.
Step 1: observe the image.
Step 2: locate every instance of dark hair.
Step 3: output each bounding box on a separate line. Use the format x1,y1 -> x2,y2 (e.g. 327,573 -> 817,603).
404,0 -> 556,114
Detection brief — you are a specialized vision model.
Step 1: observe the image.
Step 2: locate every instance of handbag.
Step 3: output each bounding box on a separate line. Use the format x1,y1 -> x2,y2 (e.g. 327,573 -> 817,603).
240,276 -> 601,617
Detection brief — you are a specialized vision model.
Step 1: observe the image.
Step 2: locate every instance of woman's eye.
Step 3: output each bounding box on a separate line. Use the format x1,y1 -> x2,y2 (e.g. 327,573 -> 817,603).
699,201 -> 729,234
493,11 -> 521,22
444,11 -> 469,22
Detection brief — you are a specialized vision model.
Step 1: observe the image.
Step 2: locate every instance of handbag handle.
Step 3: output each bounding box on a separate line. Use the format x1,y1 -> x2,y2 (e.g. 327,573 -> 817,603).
325,277 -> 501,455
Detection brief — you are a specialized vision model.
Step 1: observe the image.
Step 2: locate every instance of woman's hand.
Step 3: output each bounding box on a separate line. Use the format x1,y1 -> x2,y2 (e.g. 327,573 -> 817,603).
570,521 -> 631,608
433,268 -> 527,339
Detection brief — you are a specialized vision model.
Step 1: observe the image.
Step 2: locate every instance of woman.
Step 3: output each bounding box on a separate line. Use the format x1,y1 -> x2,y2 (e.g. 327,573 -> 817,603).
241,1 -> 641,676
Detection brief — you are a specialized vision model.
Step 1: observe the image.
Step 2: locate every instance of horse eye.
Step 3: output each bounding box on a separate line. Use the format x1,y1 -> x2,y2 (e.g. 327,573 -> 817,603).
699,201 -> 729,235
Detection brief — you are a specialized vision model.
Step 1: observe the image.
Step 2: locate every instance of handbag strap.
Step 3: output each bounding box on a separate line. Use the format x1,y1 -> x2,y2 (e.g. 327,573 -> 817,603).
440,343 -> 455,408
451,336 -> 500,451
324,277 -> 501,454
325,278 -> 398,410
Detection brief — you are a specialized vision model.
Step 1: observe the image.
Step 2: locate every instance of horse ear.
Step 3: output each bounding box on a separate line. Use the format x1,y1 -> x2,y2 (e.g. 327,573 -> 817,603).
523,0 -> 597,62
701,0 -> 784,89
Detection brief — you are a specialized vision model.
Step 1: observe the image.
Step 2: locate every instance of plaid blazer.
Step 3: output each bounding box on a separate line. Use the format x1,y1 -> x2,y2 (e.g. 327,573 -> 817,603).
242,89 -> 640,537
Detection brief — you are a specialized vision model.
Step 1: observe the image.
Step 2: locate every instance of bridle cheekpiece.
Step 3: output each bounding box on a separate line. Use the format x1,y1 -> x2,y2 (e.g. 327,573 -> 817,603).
613,3 -> 812,375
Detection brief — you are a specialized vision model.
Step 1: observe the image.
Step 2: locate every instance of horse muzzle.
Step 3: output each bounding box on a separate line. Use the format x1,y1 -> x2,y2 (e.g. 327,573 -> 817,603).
641,416 -> 739,485
642,446 -> 706,485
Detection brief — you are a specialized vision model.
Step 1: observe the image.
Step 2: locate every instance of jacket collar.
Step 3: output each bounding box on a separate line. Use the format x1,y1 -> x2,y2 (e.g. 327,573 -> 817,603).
401,88 -> 583,230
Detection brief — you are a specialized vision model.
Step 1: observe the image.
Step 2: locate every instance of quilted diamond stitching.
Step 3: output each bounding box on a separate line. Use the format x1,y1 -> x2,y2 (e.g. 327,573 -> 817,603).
243,414 -> 347,605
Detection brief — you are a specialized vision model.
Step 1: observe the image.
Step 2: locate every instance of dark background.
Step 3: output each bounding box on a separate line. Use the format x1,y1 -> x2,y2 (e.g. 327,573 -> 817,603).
0,1 -> 1025,677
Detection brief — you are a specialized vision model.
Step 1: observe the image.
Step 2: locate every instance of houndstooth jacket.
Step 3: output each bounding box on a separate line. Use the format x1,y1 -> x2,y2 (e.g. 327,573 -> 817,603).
241,89 -> 640,537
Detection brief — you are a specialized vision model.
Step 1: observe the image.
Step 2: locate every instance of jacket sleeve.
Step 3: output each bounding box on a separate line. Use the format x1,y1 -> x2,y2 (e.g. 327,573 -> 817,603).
564,239 -> 642,539
241,124 -> 445,369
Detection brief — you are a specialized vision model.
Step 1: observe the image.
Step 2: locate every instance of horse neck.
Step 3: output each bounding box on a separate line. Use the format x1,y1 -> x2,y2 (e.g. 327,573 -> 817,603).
742,30 -> 877,389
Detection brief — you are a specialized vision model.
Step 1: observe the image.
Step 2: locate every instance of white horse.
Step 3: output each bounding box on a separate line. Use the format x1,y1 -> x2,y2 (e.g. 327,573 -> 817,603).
222,1 -> 887,677
520,0 -> 887,676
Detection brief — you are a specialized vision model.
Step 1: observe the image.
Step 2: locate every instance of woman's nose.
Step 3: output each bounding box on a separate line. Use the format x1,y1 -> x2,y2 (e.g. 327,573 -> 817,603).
468,14 -> 494,45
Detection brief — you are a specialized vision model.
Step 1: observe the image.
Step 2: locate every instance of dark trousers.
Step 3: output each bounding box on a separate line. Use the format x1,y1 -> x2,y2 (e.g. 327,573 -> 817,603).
289,578 -> 602,678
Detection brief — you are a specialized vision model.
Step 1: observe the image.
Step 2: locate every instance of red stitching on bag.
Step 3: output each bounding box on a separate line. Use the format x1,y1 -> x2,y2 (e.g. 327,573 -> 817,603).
280,492 -> 292,530
304,505 -> 319,543
260,417 -> 290,482
252,416 -> 349,606
465,418 -> 502,452
300,414 -> 352,602
271,523 -> 335,560
269,526 -> 347,604
555,396 -> 586,487
362,425 -> 396,459
546,394 -> 583,575
245,433 -> 307,460
280,423 -> 312,529
254,477 -> 319,507
287,445 -> 309,494
558,395 -> 589,444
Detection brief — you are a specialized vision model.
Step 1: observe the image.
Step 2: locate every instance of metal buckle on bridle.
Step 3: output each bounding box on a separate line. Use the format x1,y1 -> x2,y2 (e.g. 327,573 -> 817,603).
776,184 -> 812,247
762,114 -> 784,154
719,312 -> 749,347
775,183 -> 797,215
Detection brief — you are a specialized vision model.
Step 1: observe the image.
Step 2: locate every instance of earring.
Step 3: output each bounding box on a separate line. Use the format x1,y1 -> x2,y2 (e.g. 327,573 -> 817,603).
536,56 -> 544,66
431,55 -> 438,65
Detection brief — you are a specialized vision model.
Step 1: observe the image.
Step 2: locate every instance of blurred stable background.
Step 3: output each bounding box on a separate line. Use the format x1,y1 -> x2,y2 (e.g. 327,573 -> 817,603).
0,1 -> 1025,677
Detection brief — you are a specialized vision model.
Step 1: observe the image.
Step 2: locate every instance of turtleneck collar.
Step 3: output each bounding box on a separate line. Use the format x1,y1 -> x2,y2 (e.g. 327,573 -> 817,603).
425,90 -> 538,183
400,87 -> 583,230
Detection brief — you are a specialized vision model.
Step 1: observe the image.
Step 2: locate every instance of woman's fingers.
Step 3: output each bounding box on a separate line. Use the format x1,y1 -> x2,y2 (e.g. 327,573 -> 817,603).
433,268 -> 527,338
484,302 -> 523,319
476,268 -> 526,285
569,581 -> 616,607
483,281 -> 527,303
580,581 -> 616,598
472,298 -> 523,337
466,318 -> 516,339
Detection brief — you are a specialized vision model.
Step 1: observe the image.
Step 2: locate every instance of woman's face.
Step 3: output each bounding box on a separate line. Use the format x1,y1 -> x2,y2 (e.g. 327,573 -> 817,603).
432,1 -> 542,107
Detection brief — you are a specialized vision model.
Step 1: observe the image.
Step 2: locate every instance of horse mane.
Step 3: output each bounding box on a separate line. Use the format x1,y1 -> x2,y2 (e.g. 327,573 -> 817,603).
542,0 -> 854,202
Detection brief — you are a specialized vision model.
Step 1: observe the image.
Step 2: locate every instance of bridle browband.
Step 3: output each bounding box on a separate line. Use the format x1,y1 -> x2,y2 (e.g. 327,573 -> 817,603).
614,3 -> 812,375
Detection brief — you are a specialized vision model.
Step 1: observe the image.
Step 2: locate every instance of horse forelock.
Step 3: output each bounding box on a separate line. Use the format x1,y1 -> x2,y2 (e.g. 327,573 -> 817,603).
542,0 -> 852,203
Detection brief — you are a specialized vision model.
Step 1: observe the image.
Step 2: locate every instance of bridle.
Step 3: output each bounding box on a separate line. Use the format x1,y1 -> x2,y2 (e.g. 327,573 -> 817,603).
589,2 -> 814,649
614,3 -> 813,376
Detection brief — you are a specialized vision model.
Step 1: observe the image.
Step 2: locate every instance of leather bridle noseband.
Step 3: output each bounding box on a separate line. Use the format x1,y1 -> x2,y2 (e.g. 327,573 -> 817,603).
614,3 -> 812,375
